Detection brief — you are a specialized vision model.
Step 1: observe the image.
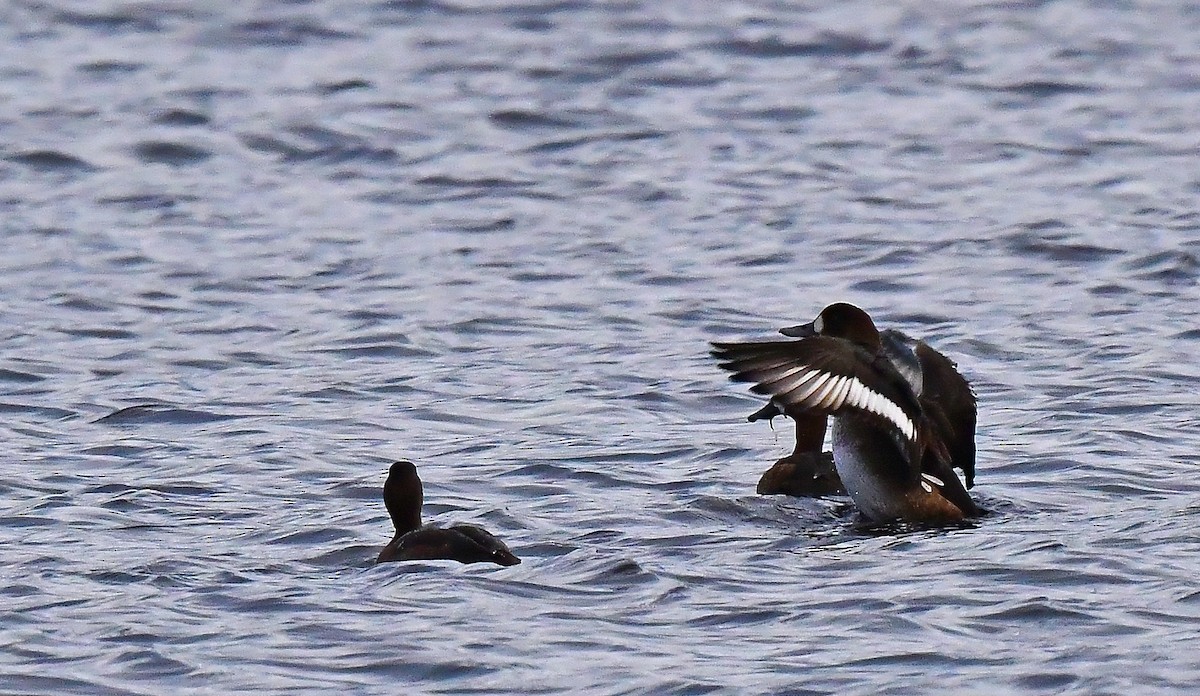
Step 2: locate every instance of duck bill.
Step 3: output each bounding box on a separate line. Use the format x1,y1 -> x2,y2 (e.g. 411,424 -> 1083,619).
746,401 -> 783,423
780,321 -> 817,337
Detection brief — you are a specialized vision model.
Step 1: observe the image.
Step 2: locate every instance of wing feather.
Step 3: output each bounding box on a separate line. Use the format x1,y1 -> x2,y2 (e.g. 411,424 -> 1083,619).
712,337 -> 920,445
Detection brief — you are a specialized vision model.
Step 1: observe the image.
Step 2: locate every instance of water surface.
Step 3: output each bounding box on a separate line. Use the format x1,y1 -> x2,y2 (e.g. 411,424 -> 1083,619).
3,1 -> 1200,694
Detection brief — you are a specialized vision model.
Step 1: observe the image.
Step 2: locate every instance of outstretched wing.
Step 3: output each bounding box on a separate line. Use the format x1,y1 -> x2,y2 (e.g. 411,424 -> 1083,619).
711,336 -> 928,477
713,337 -> 918,437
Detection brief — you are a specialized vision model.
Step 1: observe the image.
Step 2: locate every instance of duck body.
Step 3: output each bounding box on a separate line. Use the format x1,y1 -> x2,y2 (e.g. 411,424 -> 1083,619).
378,523 -> 521,566
376,460 -> 520,566
754,412 -> 846,497
713,302 -> 979,524
831,413 -> 969,523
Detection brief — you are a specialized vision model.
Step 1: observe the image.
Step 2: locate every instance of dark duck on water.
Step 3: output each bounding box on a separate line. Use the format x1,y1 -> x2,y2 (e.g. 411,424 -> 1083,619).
377,461 -> 521,566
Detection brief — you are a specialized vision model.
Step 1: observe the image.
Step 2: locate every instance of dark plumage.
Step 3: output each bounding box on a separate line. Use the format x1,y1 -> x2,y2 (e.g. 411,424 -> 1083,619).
755,412 -> 846,497
377,461 -> 520,566
713,303 -> 979,523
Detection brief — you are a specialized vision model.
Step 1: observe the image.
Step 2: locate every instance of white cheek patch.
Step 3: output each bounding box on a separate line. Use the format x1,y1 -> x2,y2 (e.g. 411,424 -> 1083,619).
813,315 -> 824,333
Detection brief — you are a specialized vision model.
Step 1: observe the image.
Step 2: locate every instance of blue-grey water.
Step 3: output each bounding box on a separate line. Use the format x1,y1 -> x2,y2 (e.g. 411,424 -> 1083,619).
3,1 -> 1200,694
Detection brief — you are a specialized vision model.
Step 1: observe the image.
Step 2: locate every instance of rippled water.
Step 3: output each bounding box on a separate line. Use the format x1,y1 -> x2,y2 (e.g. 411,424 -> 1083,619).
4,1 -> 1200,693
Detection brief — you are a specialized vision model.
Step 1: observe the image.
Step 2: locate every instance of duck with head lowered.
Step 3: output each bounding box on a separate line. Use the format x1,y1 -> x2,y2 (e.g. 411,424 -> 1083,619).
377,460 -> 521,566
712,302 -> 979,524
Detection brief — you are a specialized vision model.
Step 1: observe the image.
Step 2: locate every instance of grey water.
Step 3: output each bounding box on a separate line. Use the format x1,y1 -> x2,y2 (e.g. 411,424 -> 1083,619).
3,1 -> 1200,694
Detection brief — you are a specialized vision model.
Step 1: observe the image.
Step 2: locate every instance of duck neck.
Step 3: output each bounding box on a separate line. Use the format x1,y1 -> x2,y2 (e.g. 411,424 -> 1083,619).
384,478 -> 423,535
846,323 -> 881,353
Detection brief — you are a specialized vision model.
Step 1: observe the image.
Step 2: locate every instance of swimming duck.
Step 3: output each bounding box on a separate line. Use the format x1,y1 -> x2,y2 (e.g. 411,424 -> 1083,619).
377,460 -> 521,566
712,302 -> 979,523
756,311 -> 978,492
753,412 -> 846,497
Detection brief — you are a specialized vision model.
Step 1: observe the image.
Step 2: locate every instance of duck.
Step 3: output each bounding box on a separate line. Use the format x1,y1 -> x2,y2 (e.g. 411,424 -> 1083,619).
377,460 -> 521,566
712,302 -> 979,523
753,412 -> 846,497
757,309 -> 978,492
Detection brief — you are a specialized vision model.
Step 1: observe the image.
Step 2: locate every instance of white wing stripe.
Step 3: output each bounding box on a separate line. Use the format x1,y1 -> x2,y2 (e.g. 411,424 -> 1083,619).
752,367 -> 918,442
824,377 -> 852,409
842,376 -> 917,441
839,381 -> 857,409
766,369 -> 821,394
784,372 -> 830,403
757,364 -> 808,383
847,381 -> 868,409
845,380 -> 866,408
806,376 -> 841,407
812,376 -> 840,408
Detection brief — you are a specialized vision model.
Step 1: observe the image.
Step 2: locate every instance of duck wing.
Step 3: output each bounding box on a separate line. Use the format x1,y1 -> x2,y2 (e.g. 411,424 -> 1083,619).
712,336 -> 929,476
914,341 -> 977,488
880,330 -> 978,490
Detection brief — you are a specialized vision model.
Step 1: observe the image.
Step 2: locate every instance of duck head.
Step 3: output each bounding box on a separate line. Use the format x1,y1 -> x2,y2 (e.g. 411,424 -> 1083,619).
780,302 -> 881,350
383,460 -> 423,535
